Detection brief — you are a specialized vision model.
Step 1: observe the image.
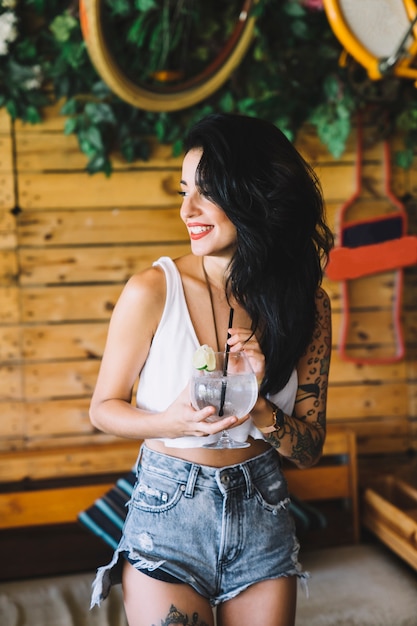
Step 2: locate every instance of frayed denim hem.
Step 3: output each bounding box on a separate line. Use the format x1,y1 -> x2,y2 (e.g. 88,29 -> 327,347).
90,545 -> 165,608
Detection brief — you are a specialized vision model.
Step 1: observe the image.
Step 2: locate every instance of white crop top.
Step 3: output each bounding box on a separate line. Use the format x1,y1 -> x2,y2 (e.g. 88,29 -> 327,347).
136,257 -> 298,448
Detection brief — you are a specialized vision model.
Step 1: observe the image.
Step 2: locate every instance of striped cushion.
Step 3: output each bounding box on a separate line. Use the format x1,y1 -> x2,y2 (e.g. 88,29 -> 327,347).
78,471 -> 136,549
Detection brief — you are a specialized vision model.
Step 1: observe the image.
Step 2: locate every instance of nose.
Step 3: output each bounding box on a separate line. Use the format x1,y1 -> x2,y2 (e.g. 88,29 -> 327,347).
180,191 -> 201,221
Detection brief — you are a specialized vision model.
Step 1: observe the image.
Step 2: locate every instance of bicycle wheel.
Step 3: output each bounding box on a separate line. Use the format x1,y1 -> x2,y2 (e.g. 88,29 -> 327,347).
80,0 -> 258,112
323,0 -> 417,80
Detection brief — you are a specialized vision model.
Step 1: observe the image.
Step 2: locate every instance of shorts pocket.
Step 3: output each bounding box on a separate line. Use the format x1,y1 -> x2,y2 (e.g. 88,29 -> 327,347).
253,467 -> 290,513
131,469 -> 184,513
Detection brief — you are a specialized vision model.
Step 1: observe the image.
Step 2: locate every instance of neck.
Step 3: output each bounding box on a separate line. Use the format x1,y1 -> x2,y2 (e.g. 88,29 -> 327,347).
201,256 -> 228,290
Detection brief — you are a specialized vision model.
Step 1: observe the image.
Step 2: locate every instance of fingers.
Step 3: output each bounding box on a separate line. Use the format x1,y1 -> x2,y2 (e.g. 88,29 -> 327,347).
227,327 -> 262,355
178,393 -> 238,438
197,413 -> 239,436
193,409 -> 251,435
226,326 -> 254,351
178,380 -> 245,438
227,327 -> 265,383
193,405 -> 237,432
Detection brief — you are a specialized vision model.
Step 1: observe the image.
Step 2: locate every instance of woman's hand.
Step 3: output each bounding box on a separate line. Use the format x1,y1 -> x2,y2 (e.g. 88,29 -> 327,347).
159,383 -> 248,439
227,326 -> 265,386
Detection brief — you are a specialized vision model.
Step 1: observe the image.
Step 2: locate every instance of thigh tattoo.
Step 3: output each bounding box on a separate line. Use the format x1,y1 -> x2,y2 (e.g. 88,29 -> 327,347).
152,604 -> 209,626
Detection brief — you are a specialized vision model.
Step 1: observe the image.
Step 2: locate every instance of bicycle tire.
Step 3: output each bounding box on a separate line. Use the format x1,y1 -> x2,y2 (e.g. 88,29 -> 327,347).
79,0 -> 258,112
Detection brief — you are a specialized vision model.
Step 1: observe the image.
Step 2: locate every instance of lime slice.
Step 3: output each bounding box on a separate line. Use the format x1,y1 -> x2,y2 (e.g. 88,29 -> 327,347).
192,345 -> 216,371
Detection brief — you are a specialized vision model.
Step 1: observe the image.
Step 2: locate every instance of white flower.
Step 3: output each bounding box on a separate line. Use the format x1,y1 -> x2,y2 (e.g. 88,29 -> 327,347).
22,65 -> 43,90
0,10 -> 17,55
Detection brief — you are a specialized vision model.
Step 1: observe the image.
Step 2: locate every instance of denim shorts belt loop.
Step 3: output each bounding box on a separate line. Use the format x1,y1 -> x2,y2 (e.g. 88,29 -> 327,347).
90,444 -> 308,608
184,463 -> 200,497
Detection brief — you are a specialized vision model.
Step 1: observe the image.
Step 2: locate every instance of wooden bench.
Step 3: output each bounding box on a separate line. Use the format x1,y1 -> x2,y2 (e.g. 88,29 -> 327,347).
0,440 -> 139,580
285,427 -> 360,545
0,441 -> 139,530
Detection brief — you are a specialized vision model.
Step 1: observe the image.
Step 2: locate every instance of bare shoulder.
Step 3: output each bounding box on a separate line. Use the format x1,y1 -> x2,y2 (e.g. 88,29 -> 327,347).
112,265 -> 167,334
124,265 -> 166,303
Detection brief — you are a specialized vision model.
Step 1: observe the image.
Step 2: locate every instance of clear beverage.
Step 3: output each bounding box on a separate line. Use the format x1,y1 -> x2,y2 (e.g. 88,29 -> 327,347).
191,372 -> 258,421
190,351 -> 258,448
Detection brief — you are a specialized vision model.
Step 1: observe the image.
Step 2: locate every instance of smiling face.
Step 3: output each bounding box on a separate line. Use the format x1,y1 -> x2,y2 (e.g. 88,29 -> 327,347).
179,148 -> 237,260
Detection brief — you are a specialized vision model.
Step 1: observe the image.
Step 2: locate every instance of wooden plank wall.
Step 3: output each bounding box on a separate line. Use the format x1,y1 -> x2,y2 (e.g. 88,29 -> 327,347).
309,126 -> 417,457
0,104 -> 416,485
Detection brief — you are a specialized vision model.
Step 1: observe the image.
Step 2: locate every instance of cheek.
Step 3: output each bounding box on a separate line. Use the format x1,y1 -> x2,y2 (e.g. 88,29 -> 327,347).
222,220 -> 237,241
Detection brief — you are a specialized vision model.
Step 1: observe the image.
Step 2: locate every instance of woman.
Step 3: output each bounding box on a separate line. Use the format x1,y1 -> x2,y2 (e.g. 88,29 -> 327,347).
89,113 -> 333,626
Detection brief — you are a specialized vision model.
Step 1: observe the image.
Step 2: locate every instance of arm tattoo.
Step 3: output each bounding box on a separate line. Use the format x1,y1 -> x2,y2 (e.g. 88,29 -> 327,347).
264,290 -> 330,467
152,604 -> 209,626
296,383 -> 320,403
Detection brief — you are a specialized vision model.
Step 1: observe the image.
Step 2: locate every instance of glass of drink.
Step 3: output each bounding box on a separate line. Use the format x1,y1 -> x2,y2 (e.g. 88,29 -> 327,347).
190,351 -> 258,449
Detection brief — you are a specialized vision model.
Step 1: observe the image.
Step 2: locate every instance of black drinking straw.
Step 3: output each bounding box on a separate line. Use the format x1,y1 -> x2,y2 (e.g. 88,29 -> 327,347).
218,307 -> 234,416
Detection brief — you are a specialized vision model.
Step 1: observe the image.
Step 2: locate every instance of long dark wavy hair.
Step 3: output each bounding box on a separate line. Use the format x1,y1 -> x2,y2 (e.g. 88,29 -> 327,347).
184,113 -> 334,395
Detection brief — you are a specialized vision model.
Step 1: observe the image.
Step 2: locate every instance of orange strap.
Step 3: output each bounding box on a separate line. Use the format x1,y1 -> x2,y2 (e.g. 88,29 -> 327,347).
326,236 -> 417,280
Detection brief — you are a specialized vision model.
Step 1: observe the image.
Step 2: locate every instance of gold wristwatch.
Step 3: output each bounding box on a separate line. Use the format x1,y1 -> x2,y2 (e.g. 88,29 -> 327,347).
258,400 -> 285,434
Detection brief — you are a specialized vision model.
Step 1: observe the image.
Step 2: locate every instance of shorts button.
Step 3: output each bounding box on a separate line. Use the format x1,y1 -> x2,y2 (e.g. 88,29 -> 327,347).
180,485 -> 186,491
221,474 -> 230,484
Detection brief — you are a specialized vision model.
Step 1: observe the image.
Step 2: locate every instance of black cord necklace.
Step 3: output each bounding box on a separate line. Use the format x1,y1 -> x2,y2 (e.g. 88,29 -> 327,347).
202,258 -> 221,352
202,258 -> 234,357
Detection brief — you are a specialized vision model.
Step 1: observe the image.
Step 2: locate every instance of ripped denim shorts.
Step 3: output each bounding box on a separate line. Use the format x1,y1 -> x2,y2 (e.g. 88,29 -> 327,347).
91,445 -> 306,608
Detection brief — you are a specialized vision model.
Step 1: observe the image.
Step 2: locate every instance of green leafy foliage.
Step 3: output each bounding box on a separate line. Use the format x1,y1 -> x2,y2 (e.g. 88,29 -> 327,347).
0,0 -> 416,174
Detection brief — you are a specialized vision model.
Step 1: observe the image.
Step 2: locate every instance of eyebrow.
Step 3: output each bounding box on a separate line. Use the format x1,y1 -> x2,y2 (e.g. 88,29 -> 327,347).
180,179 -> 187,186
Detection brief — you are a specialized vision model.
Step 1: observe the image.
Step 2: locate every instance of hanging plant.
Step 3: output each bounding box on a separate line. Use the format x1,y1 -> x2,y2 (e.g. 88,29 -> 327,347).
0,0 -> 415,175
100,0 -> 241,85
